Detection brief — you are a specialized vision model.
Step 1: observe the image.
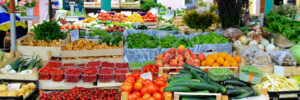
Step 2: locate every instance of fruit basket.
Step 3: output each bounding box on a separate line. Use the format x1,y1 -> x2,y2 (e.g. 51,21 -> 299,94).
82,67 -> 98,82
99,68 -> 114,82
50,69 -> 64,82
65,68 -> 82,83
114,68 -> 128,82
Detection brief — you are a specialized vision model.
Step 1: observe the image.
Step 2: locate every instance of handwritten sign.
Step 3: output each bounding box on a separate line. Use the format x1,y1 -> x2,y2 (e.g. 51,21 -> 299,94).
7,83 -> 21,91
140,72 -> 152,81
70,30 -> 79,42
274,65 -> 284,76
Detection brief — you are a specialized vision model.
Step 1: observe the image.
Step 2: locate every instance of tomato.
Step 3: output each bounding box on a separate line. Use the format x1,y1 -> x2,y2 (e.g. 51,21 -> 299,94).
147,84 -> 159,94
140,87 -> 148,96
163,92 -> 173,99
142,93 -> 151,100
128,94 -> 134,100
125,75 -> 135,83
133,72 -> 140,79
131,93 -> 139,100
159,86 -> 166,93
149,97 -> 156,100
155,79 -> 165,87
142,79 -> 153,86
153,92 -> 162,100
136,97 -> 143,100
121,83 -> 133,92
136,77 -> 143,83
132,91 -> 141,98
133,82 -> 143,91
156,77 -> 166,83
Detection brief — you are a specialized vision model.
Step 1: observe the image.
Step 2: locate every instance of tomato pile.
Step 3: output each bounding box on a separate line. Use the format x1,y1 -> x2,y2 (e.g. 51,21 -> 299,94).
142,63 -> 158,73
121,72 -> 172,100
39,87 -> 120,100
97,12 -> 127,22
142,12 -> 158,22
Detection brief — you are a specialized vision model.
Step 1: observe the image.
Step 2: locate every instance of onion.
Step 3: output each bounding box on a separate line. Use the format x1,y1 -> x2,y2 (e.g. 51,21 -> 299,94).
249,40 -> 258,47
260,39 -> 270,47
257,44 -> 264,50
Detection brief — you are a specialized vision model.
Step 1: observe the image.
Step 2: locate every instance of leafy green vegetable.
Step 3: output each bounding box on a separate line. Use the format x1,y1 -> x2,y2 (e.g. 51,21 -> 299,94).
34,21 -> 66,42
126,33 -> 159,49
191,31 -> 229,45
140,0 -> 163,11
156,25 -> 179,31
89,30 -> 108,36
264,11 -> 300,43
290,45 -> 300,65
159,34 -> 193,48
208,68 -> 234,81
271,4 -> 297,19
98,32 -> 124,46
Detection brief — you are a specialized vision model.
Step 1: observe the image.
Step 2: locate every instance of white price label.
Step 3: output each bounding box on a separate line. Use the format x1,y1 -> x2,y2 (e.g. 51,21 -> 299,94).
274,65 -> 284,76
70,30 -> 79,42
7,83 -> 21,91
140,72 -> 152,81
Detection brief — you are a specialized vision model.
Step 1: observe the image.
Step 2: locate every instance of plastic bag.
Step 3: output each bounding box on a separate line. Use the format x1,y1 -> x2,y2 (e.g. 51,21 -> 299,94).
241,47 -> 272,66
124,46 -> 160,63
269,50 -> 297,66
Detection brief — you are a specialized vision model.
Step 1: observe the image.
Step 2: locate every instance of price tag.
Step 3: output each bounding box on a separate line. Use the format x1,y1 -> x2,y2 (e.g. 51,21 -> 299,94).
7,83 -> 21,91
70,30 -> 79,42
140,72 -> 152,81
274,65 -> 284,76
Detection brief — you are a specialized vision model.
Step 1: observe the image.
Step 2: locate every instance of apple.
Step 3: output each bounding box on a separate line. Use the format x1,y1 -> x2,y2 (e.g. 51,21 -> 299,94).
191,53 -> 197,59
186,58 -> 194,65
197,54 -> 206,61
156,60 -> 163,67
178,61 -> 184,67
176,49 -> 184,55
168,48 -> 176,54
184,52 -> 190,59
170,59 -> 178,67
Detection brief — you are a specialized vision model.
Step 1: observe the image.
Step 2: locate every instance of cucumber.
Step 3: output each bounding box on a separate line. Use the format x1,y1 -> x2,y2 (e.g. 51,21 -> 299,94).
226,85 -> 235,89
180,91 -> 210,97
164,86 -> 191,92
187,82 -> 217,93
226,89 -> 248,96
168,79 -> 201,87
206,79 -> 226,93
190,69 -> 207,83
224,80 -> 248,87
170,73 -> 192,80
234,89 -> 256,99
182,97 -> 215,100
202,74 -> 209,81
183,64 -> 206,74
169,77 -> 193,83
180,69 -> 191,73
195,90 -> 210,93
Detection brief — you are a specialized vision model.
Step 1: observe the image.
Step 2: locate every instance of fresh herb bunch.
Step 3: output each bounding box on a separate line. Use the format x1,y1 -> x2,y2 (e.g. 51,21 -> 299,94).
156,25 -> 179,31
264,11 -> 300,43
209,4 -> 218,13
126,33 -> 159,49
159,34 -> 192,48
183,10 -> 218,32
89,30 -> 108,36
191,31 -> 230,44
272,4 -> 297,19
98,32 -> 124,46
34,21 -> 66,42
141,0 -> 163,11
216,0 -> 245,28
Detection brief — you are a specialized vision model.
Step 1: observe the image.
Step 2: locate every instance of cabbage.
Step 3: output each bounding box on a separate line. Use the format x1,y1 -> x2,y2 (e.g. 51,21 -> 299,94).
290,45 -> 300,65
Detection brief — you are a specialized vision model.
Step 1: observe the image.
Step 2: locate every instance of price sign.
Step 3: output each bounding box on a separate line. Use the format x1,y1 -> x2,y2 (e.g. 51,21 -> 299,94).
274,65 -> 284,76
140,72 -> 152,81
70,30 -> 79,42
7,83 -> 21,91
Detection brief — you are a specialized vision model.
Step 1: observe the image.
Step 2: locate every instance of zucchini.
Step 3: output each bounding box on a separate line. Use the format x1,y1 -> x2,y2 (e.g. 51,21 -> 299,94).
182,97 -> 215,100
206,79 -> 226,93
183,64 -> 206,74
180,91 -> 210,97
234,89 -> 256,99
180,69 -> 191,73
226,89 -> 248,96
170,73 -> 192,80
187,82 -> 217,93
169,77 -> 193,83
224,80 -> 248,87
190,69 -> 207,83
168,79 -> 200,87
164,86 -> 191,92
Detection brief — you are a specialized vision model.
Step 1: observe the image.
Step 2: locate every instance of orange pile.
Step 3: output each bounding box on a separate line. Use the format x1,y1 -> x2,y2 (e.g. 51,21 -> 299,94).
201,52 -> 241,67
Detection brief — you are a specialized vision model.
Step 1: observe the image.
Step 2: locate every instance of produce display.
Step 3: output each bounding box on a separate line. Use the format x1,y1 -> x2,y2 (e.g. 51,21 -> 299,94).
39,87 -> 120,100
126,13 -> 143,23
1,56 -> 41,74
33,21 -> 66,42
239,66 -> 264,84
202,53 -> 240,67
255,74 -> 299,91
191,32 -> 230,45
142,12 -> 158,22
156,25 -> 179,31
0,82 -> 36,98
159,35 -> 192,48
126,33 -> 159,49
64,39 -> 120,51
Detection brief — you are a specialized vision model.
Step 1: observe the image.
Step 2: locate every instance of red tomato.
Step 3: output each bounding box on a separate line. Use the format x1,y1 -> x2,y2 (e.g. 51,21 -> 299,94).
142,79 -> 153,86
136,97 -> 143,100
121,83 -> 133,92
153,92 -> 162,100
136,77 -> 143,83
147,84 -> 159,95
133,72 -> 140,79
155,79 -> 165,87
163,92 -> 173,99
149,97 -> 156,100
60,25 -> 65,29
142,93 -> 151,100
140,87 -> 148,96
128,94 -> 134,100
131,93 -> 139,100
159,86 -> 166,93
156,77 -> 166,83
132,91 -> 141,98
125,75 -> 135,83
133,82 -> 143,91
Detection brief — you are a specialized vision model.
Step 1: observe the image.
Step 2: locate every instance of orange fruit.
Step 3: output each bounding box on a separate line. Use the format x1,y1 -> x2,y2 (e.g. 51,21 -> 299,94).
224,52 -> 230,57
157,54 -> 163,60
217,57 -> 225,66
178,45 -> 185,50
223,60 -> 231,67
218,52 -> 226,58
225,56 -> 234,62
231,61 -> 239,67
210,53 -> 218,61
234,56 -> 241,63
212,63 -> 219,67
206,58 -> 214,66
201,60 -> 207,66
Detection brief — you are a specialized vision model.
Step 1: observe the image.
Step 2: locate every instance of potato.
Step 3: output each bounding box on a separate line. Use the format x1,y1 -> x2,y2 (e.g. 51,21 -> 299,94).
0,84 -> 8,92
21,85 -> 29,90
18,88 -> 26,95
27,83 -> 36,90
0,92 -> 8,96
8,90 -> 18,96
24,91 -> 30,98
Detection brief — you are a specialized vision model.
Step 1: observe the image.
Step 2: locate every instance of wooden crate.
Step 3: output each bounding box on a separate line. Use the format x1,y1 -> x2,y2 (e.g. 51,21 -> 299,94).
257,66 -> 300,77
61,48 -> 124,58
97,81 -> 122,87
122,92 -> 172,100
158,67 -> 239,77
39,80 -> 96,90
0,50 -> 15,68
62,57 -> 124,64
17,35 -> 61,61
173,92 -> 228,100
